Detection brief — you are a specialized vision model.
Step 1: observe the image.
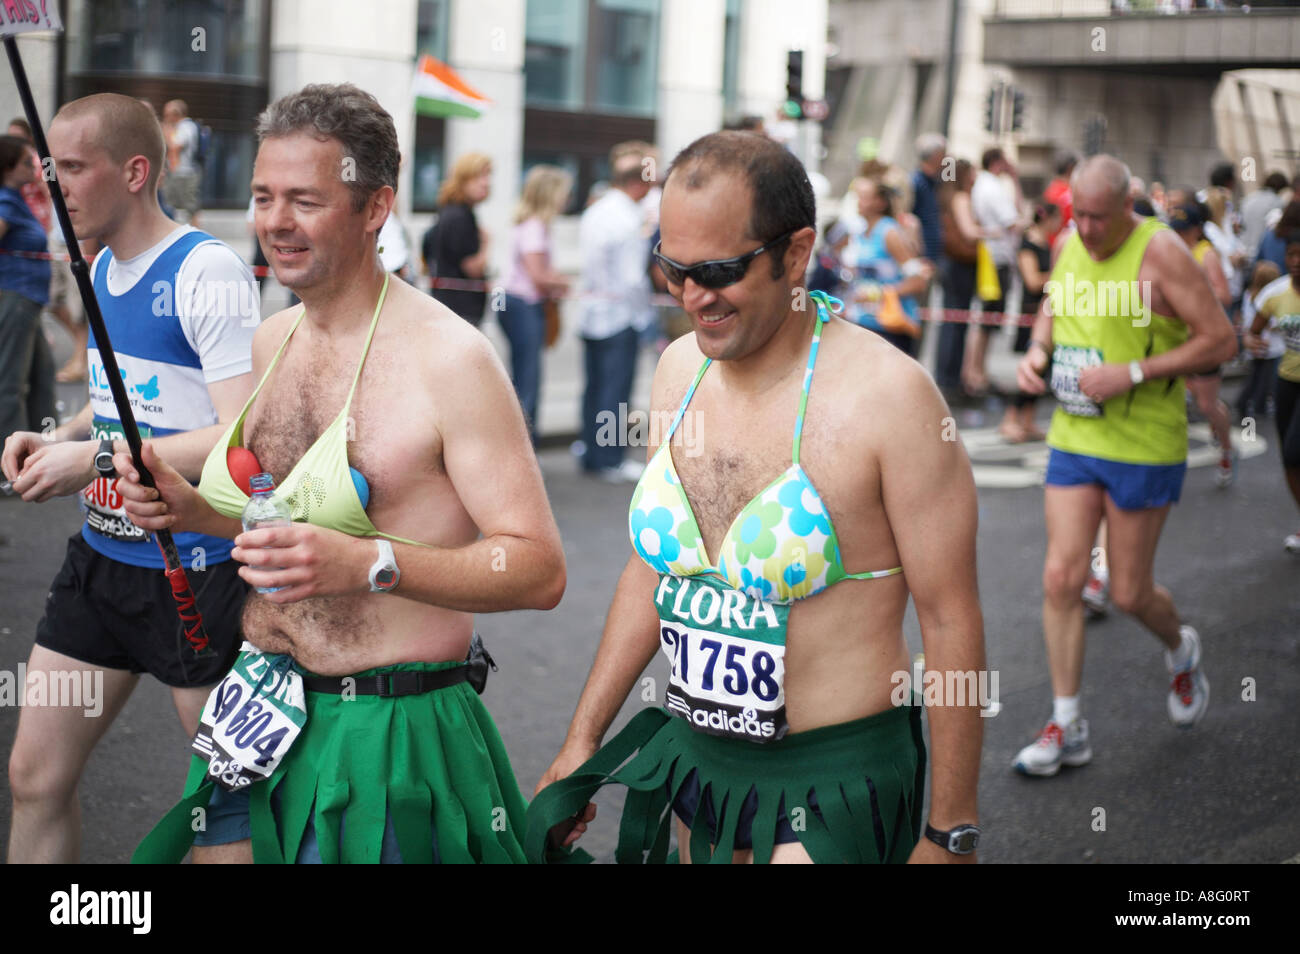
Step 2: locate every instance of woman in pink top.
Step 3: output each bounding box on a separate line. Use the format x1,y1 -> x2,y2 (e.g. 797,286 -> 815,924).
501,165 -> 571,444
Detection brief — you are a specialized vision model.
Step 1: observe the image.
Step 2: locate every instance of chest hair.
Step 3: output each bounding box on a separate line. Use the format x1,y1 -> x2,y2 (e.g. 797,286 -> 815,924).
247,347 -> 354,484
674,416 -> 800,552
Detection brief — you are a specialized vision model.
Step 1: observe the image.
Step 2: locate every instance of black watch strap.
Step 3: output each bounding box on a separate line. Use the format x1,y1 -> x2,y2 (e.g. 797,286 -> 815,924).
925,823 -> 980,855
94,438 -> 116,478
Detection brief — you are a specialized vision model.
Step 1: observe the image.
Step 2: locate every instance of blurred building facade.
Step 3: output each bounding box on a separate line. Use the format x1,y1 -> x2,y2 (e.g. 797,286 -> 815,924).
825,0 -> 1300,197
1,0 -> 828,270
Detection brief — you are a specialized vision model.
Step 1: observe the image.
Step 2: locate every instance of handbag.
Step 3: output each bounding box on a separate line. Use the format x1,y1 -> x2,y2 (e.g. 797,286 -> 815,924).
544,298 -> 561,349
976,241 -> 1002,303
875,287 -> 921,338
942,209 -> 978,264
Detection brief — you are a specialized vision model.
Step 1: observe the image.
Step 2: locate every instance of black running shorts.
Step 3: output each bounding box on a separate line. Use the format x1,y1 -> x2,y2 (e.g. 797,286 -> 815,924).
34,533 -> 245,687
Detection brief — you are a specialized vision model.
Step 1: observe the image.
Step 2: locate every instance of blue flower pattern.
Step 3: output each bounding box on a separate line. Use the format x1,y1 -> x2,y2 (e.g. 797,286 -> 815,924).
630,505 -> 680,574
778,477 -> 831,538
739,566 -> 775,602
625,291 -> 898,603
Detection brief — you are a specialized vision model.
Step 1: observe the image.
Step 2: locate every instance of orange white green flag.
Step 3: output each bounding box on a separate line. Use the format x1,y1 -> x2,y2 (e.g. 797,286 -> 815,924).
413,54 -> 491,119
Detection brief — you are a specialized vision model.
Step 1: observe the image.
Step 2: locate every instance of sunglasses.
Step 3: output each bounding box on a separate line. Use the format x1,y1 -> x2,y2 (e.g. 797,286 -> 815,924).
652,229 -> 797,289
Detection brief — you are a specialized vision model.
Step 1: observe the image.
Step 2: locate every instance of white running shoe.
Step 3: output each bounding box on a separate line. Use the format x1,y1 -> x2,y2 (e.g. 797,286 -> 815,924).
1082,571 -> 1109,618
1013,718 -> 1092,777
1167,625 -> 1210,728
616,458 -> 646,481
1285,534 -> 1300,555
1214,452 -> 1236,489
594,459 -> 645,484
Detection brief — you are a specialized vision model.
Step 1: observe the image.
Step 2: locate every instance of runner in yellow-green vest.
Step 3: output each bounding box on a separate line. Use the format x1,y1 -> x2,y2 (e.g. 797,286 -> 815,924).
1012,156 -> 1236,778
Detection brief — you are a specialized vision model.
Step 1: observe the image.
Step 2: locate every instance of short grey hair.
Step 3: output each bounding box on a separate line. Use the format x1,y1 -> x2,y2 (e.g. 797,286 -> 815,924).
1072,154 -> 1131,203
257,83 -> 399,213
916,132 -> 946,163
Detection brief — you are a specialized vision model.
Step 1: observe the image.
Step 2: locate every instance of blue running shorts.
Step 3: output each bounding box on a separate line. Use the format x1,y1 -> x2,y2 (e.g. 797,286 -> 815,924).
1045,448 -> 1186,510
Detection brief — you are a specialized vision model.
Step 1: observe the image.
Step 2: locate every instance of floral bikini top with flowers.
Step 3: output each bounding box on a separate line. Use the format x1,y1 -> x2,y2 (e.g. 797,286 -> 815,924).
628,291 -> 903,743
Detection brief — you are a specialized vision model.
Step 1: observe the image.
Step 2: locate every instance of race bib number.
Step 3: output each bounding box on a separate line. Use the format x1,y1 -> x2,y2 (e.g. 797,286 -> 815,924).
192,643 -> 307,792
1050,344 -> 1104,418
655,574 -> 790,743
82,421 -> 151,543
1277,313 -> 1300,354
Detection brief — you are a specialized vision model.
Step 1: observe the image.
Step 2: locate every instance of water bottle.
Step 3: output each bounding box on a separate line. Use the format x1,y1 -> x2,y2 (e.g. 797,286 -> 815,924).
241,472 -> 291,594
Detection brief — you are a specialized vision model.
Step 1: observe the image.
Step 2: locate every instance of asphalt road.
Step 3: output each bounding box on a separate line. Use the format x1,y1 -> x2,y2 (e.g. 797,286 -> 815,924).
0,343 -> 1296,864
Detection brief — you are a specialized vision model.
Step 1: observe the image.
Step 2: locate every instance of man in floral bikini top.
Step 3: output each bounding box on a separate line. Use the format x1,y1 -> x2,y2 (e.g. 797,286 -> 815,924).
530,131 -> 986,864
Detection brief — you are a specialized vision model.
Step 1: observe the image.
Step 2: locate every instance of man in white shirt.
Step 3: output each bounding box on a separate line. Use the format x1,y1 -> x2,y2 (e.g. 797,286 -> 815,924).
2,92 -> 256,862
1240,173 -> 1289,262
966,147 -> 1026,394
578,142 -> 655,481
971,147 -> 1024,279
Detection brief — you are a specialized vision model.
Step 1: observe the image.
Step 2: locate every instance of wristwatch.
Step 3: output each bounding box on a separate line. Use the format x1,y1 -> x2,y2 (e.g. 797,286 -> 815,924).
925,822 -> 980,855
368,539 -> 400,593
93,438 -> 116,480
1129,359 -> 1145,386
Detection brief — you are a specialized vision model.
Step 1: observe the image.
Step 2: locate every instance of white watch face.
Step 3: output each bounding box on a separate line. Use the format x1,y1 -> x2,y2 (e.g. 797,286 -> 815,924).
952,829 -> 979,853
371,540 -> 398,591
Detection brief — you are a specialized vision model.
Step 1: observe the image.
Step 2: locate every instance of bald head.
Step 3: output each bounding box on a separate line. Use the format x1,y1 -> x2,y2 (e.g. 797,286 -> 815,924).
1072,155 -> 1131,206
53,93 -> 166,194
1070,155 -> 1140,259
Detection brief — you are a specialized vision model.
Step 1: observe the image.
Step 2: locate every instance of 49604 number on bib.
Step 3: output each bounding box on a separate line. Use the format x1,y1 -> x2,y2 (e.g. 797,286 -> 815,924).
192,644 -> 307,791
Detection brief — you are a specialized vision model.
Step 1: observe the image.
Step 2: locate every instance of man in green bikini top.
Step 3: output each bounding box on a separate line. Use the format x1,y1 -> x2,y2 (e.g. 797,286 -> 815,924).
117,84 -> 564,864
535,131 -> 985,863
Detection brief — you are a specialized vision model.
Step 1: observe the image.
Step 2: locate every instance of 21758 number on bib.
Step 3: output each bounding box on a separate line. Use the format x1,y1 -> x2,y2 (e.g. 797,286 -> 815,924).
655,574 -> 790,743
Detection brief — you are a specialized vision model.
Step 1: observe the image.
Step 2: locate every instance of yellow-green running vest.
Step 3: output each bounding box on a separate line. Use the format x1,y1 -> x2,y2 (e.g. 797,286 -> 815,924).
1046,217 -> 1189,465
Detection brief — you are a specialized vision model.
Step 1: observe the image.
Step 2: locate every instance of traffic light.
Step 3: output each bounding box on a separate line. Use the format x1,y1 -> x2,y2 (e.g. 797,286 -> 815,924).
1011,89 -> 1026,133
984,88 -> 996,133
785,50 -> 803,120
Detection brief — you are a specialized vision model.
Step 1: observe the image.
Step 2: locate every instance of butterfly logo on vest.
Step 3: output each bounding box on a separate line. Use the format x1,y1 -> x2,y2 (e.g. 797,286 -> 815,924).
286,473 -> 327,521
132,375 -> 160,402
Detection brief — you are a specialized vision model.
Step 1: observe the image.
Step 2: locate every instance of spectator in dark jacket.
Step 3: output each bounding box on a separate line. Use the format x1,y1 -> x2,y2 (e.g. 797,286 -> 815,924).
0,134 -> 54,443
424,152 -> 492,326
910,133 -> 946,264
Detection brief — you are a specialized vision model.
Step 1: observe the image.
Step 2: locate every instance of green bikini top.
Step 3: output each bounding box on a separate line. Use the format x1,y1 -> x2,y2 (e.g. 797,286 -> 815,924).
628,291 -> 903,604
198,274 -> 426,547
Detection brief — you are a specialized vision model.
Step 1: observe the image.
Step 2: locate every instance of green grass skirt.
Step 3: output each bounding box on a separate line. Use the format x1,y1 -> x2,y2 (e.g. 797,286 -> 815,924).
133,660 -> 528,864
525,704 -> 926,864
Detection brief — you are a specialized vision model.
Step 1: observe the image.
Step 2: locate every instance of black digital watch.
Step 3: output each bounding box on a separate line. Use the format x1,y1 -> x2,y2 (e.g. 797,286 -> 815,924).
93,438 -> 116,479
925,823 -> 980,855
